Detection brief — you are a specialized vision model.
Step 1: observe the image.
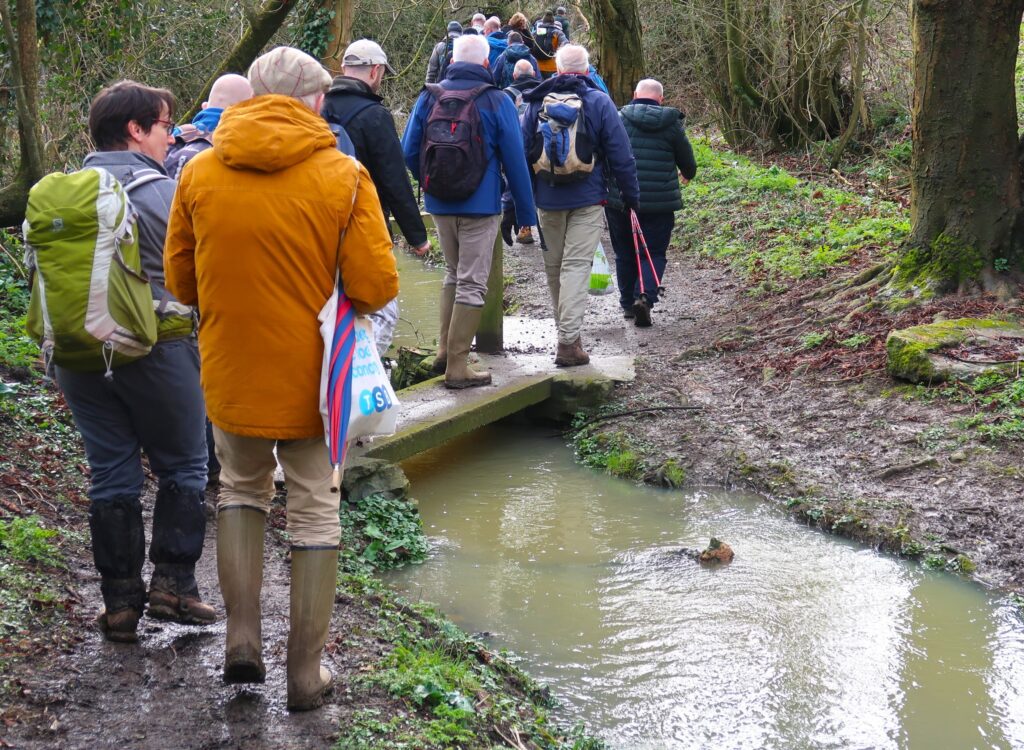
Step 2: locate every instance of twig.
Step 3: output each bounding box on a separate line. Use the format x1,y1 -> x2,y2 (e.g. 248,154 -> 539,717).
573,405 -> 704,431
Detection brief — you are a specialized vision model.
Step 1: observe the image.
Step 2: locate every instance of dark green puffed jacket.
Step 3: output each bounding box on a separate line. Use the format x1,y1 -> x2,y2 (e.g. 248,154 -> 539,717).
607,101 -> 698,213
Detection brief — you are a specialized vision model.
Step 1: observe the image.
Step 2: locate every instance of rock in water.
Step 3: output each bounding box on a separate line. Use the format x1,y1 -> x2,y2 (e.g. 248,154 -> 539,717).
698,537 -> 734,564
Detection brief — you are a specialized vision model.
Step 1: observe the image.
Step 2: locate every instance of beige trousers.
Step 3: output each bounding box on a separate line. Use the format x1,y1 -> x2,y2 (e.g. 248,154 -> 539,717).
433,214 -> 501,307
213,426 -> 340,547
537,204 -> 605,344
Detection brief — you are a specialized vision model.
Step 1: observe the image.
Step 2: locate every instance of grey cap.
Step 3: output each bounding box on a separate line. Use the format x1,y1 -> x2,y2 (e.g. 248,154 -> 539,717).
342,39 -> 396,75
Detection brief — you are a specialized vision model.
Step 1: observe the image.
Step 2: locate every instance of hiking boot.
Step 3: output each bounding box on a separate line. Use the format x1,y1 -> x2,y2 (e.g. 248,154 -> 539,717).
554,337 -> 590,367
95,607 -> 141,643
622,306 -> 635,320
444,304 -> 492,389
287,547 -> 339,711
431,285 -> 457,374
517,226 -> 535,244
632,298 -> 652,328
219,507 -> 267,683
148,587 -> 217,625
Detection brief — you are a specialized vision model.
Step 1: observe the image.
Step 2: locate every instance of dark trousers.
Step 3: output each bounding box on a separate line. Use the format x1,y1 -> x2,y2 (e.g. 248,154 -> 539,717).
605,208 -> 674,308
57,337 -> 208,606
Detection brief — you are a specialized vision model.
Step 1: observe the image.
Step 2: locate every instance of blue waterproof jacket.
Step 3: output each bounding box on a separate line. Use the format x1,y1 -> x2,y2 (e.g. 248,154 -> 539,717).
521,73 -> 639,211
486,31 -> 508,68
403,62 -> 537,227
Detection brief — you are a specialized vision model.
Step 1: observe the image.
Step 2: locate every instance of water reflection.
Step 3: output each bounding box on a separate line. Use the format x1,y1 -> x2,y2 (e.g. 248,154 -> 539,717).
389,425 -> 1024,750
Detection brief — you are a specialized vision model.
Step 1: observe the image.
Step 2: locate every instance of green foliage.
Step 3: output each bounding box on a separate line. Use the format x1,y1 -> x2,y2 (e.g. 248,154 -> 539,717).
799,331 -> 829,349
0,232 -> 37,370
573,426 -> 645,480
338,493 -> 428,575
994,257 -> 1010,273
905,373 -> 1024,444
839,333 -> 872,348
294,4 -> 335,59
681,140 -> 909,284
0,516 -> 63,568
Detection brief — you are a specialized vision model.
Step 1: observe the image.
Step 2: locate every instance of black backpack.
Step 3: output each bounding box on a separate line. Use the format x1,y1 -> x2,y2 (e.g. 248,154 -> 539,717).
419,83 -> 493,201
533,23 -> 557,58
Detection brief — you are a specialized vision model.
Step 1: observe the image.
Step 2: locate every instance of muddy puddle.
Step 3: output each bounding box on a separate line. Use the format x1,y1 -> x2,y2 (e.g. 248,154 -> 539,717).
388,424 -> 1024,750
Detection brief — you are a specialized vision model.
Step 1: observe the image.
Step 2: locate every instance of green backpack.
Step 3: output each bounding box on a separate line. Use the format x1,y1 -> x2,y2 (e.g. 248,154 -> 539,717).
23,167 -> 163,375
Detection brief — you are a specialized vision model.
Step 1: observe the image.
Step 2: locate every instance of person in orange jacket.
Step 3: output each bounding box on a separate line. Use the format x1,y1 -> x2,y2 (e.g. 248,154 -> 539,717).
164,46 -> 398,712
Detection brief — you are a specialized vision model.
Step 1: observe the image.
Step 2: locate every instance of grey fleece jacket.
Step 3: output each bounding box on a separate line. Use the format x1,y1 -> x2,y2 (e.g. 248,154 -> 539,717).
82,150 -> 187,310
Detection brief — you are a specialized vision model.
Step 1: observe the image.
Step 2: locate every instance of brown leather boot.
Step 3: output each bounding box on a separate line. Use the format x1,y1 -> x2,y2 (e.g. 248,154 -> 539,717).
554,336 -> 590,367
287,547 -> 338,711
95,607 -> 141,643
218,506 -> 266,683
444,304 -> 492,389
431,285 -> 457,374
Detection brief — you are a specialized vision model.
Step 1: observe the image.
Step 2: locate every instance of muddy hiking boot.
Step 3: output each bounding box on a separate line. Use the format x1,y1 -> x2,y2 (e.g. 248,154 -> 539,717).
147,483 -> 216,625
554,337 -> 590,367
90,496 -> 147,643
444,304 -> 491,389
431,284 -> 457,374
287,547 -> 339,711
218,506 -> 267,683
632,298 -> 653,328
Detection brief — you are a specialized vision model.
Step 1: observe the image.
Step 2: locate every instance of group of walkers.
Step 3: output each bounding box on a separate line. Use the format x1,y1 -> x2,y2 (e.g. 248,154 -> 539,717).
23,5 -> 697,713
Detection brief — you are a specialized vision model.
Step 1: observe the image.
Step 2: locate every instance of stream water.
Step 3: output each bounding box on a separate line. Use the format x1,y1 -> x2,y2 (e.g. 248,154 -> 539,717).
390,250 -> 442,352
386,424 -> 1024,750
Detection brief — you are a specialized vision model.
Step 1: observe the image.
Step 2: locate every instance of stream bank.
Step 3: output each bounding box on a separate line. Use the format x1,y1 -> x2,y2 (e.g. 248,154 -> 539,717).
503,137 -> 1024,595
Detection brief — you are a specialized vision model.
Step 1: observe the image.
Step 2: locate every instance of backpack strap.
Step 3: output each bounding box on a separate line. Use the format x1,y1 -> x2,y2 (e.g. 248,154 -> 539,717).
123,168 -> 167,193
331,98 -> 377,129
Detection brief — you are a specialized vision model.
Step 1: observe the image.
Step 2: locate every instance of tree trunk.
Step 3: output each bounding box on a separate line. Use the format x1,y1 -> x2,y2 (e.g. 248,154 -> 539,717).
587,0 -> 645,106
0,0 -> 45,228
321,0 -> 353,75
182,0 -> 300,121
904,0 -> 1024,295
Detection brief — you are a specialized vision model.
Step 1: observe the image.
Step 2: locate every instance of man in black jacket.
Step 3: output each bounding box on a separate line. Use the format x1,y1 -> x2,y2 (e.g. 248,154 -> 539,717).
606,78 -> 697,328
322,39 -> 430,256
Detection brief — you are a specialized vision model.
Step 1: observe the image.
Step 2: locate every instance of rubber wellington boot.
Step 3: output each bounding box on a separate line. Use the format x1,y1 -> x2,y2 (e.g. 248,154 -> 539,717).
287,547 -> 339,711
431,285 -> 457,374
218,506 -> 266,683
444,304 -> 492,389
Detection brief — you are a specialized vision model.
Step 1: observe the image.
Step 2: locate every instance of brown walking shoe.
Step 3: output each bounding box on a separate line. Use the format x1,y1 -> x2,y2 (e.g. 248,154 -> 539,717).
148,588 -> 217,625
554,337 -> 590,367
95,607 -> 141,643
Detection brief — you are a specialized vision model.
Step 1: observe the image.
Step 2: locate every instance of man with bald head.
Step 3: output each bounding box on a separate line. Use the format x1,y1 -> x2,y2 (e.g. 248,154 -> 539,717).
164,73 -> 253,179
605,77 -> 697,327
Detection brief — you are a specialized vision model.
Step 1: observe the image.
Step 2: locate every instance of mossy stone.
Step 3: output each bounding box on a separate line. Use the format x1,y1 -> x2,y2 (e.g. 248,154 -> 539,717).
886,317 -> 1023,383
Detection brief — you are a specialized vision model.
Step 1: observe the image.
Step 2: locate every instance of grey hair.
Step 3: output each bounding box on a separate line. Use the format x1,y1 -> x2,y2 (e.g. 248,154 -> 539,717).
555,44 -> 589,74
513,59 -> 535,78
453,34 -> 490,65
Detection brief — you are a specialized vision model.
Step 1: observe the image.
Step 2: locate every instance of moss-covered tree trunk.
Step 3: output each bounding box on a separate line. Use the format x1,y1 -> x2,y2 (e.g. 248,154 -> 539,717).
321,0 -> 353,75
904,0 -> 1024,295
183,0 -> 300,121
588,0 -> 644,106
0,0 -> 45,228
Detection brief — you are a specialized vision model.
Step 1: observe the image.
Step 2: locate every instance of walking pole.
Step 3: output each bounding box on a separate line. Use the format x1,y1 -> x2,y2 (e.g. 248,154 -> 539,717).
630,209 -> 665,303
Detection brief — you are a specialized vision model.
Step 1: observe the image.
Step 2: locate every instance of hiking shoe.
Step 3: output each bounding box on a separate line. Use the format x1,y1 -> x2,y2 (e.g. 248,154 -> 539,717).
554,337 -> 590,367
148,589 -> 217,625
632,299 -> 652,328
517,227 -> 535,245
95,607 -> 141,643
622,307 -> 635,320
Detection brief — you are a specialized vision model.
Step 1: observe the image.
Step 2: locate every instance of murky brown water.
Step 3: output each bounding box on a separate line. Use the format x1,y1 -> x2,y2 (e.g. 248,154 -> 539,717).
391,250 -> 442,352
388,425 -> 1024,750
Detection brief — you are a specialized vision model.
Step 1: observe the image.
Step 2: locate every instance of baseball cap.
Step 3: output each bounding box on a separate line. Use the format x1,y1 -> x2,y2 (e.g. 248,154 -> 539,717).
248,46 -> 331,98
342,39 -> 397,75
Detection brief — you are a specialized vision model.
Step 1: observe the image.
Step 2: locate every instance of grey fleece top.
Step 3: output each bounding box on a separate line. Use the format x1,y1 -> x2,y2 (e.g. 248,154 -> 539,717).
81,150 -> 185,308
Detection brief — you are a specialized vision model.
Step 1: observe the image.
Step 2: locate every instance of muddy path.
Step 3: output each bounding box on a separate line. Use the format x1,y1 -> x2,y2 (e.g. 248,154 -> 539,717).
1,497 -> 394,750
504,235 -> 1024,593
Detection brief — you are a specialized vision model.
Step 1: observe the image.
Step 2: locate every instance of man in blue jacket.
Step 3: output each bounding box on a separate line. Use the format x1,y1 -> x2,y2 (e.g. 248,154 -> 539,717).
521,44 -> 639,367
402,34 -> 537,389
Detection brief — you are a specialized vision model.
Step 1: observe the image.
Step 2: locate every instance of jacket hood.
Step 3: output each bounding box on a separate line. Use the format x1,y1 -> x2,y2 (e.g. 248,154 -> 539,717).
213,95 -> 336,173
505,43 -> 531,61
523,72 -> 595,102
443,62 -> 495,84
620,102 -> 685,132
82,150 -> 167,179
326,76 -> 383,102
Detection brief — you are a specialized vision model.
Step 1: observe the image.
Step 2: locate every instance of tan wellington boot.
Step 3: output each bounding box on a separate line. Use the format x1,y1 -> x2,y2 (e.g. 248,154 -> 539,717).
431,285 -> 457,374
444,304 -> 492,389
218,506 -> 266,683
286,547 -> 339,711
